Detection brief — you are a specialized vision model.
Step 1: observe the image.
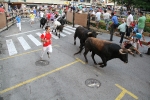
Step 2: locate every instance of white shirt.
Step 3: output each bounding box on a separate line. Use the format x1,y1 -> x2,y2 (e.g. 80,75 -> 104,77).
103,12 -> 111,19
92,11 -> 95,15
95,12 -> 101,21
40,12 -> 44,17
126,14 -> 133,26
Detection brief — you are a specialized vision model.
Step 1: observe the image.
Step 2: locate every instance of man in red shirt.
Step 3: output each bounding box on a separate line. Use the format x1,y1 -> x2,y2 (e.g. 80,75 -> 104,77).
40,26 -> 52,59
0,6 -> 5,12
46,12 -> 51,25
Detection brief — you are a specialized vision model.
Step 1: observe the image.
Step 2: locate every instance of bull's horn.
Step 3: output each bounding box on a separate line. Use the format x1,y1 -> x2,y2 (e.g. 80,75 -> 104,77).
119,49 -> 126,54
87,32 -> 92,34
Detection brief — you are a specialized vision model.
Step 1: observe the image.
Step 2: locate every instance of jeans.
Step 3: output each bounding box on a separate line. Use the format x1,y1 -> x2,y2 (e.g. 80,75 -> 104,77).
120,32 -> 125,43
104,19 -> 109,30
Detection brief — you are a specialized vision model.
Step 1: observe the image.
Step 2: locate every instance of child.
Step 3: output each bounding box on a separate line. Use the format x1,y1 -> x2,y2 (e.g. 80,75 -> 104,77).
16,14 -> 21,32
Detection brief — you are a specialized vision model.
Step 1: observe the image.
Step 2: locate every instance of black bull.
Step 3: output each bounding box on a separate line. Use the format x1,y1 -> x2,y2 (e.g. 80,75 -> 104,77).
74,26 -> 98,55
84,37 -> 128,68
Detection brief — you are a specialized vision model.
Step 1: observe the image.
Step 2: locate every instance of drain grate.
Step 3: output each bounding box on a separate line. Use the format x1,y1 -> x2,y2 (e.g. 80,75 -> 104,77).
35,60 -> 49,66
85,78 -> 101,88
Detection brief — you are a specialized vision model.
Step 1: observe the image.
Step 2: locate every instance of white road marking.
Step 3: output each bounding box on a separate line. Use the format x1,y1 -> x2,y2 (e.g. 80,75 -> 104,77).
36,32 -> 41,37
6,29 -> 42,37
62,30 -> 72,35
65,26 -> 76,30
52,34 -> 59,39
60,33 -> 66,37
17,37 -> 31,50
64,27 -> 75,33
27,34 -> 42,46
6,39 -> 18,56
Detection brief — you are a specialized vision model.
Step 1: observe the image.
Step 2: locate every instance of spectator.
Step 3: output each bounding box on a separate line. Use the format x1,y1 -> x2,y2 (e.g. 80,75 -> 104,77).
103,10 -> 111,31
109,12 -> 119,41
95,9 -> 101,29
0,5 -> 5,13
126,11 -> 133,38
138,12 -> 146,34
118,18 -> 126,45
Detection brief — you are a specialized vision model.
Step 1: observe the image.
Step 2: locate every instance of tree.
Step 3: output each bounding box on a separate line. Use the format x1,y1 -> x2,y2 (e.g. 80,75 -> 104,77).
112,0 -> 150,11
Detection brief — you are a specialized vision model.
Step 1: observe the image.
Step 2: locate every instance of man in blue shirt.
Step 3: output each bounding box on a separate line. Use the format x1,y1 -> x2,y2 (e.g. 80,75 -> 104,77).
16,14 -> 21,32
109,12 -> 119,41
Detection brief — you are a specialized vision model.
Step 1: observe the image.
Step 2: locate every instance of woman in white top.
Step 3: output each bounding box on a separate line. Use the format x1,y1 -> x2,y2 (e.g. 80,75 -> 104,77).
103,10 -> 111,31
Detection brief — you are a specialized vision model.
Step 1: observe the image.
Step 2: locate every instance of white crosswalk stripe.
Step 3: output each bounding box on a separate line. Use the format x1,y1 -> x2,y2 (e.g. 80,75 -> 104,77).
36,32 -> 41,37
64,27 -> 75,33
63,30 -> 72,35
6,39 -> 18,56
27,34 -> 42,46
65,26 -> 76,30
60,33 -> 66,37
18,37 -> 31,50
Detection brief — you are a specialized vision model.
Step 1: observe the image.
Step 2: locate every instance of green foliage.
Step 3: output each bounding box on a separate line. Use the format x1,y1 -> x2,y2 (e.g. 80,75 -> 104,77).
112,0 -> 150,10
144,26 -> 150,33
146,19 -> 150,23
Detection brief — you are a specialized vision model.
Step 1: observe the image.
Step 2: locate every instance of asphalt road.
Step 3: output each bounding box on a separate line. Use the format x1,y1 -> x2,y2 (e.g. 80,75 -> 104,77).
0,18 -> 150,100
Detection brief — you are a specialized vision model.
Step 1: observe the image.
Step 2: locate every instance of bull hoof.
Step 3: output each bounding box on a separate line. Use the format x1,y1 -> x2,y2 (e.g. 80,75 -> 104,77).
98,62 -> 103,65
94,62 -> 97,65
56,33 -> 57,36
100,65 -> 105,68
59,34 -> 60,38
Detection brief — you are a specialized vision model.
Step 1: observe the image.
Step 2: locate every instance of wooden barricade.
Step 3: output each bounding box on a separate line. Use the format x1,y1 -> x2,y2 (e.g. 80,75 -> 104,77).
0,13 -> 7,29
66,11 -> 73,23
66,12 -> 88,27
74,13 -> 87,27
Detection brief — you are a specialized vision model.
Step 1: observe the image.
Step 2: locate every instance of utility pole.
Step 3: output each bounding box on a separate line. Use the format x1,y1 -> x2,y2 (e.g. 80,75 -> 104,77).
72,0 -> 75,27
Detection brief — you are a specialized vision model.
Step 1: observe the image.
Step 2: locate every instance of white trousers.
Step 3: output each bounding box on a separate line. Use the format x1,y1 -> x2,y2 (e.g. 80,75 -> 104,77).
40,45 -> 52,58
17,23 -> 21,31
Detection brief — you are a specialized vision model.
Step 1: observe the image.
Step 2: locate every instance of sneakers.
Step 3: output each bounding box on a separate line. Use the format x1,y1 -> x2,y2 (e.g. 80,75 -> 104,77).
47,52 -> 50,58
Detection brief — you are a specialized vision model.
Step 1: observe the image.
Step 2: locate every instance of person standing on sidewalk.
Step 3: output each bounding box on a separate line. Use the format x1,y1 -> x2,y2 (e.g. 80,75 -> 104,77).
95,9 -> 101,29
138,12 -> 146,34
117,18 -> 126,45
40,26 -> 52,60
16,14 -> 21,32
126,11 -> 133,38
103,10 -> 111,31
109,12 -> 119,41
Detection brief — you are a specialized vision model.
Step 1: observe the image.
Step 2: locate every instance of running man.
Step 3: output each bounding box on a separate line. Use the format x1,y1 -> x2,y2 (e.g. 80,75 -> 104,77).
40,26 -> 52,60
29,11 -> 35,26
16,14 -> 21,32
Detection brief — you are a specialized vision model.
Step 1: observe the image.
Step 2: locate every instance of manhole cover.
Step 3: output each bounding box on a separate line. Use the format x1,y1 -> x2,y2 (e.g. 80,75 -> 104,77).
85,78 -> 101,88
35,60 -> 49,66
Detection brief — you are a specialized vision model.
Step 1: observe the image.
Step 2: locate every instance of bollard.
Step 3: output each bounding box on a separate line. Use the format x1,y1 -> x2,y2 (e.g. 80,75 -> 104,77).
110,25 -> 114,41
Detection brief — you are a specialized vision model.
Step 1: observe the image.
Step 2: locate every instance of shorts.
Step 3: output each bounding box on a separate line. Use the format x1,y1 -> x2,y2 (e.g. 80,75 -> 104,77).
138,28 -> 143,34
30,18 -> 34,22
51,19 -> 54,21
